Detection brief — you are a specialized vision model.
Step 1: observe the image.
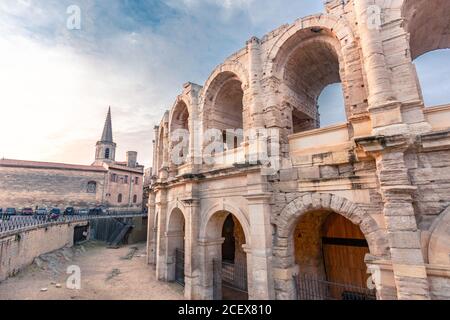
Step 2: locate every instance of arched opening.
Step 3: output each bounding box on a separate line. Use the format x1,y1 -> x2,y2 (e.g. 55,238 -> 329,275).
117,193 -> 123,203
293,210 -> 375,300
105,148 -> 110,159
276,31 -> 347,134
157,127 -> 165,173
170,101 -> 190,163
166,208 -> 186,285
204,210 -> 249,300
413,50 -> 450,107
403,0 -> 450,107
204,72 -> 244,151
317,83 -> 347,127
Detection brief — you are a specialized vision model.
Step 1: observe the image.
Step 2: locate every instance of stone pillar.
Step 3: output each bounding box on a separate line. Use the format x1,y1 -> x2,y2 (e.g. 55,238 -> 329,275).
183,198 -> 201,299
357,136 -> 431,299
245,171 -> 275,300
365,256 -> 399,300
247,36 -> 264,129
376,151 -> 430,299
155,189 -> 169,280
354,0 -> 396,106
354,0 -> 408,136
197,238 -> 224,300
146,192 -> 157,265
165,230 -> 184,281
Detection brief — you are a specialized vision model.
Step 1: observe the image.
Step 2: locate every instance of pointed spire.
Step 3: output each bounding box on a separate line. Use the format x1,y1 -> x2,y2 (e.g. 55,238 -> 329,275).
100,107 -> 113,143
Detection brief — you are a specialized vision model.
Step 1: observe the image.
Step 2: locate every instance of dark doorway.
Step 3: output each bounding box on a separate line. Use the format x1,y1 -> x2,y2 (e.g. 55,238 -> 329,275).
74,225 -> 88,244
222,215 -> 235,263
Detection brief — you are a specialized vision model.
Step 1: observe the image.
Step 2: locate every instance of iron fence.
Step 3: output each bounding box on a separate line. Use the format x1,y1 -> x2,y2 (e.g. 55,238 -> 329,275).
175,248 -> 185,286
294,274 -> 376,300
213,260 -> 248,299
0,212 -> 147,236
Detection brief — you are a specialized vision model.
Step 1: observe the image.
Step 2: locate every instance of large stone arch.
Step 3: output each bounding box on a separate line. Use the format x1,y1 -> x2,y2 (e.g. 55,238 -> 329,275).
401,0 -> 450,60
263,14 -> 355,78
272,192 -> 389,300
275,192 -> 388,256
199,200 -> 251,245
169,96 -> 191,133
428,206 -> 450,265
201,61 -> 250,107
262,14 -> 367,129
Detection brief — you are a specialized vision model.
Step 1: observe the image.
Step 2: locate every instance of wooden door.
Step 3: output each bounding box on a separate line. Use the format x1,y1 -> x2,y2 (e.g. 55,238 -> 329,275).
321,213 -> 370,298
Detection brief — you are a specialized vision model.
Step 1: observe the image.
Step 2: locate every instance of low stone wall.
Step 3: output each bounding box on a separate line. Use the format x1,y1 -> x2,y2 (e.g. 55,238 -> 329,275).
0,221 -> 88,282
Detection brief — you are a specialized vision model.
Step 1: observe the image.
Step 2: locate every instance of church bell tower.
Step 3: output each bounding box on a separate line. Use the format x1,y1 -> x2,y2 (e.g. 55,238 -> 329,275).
94,107 -> 116,164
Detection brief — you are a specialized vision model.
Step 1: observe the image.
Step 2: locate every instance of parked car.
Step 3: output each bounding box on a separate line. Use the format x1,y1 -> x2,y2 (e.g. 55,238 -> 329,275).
88,207 -> 101,216
21,208 -> 34,216
78,208 -> 89,215
35,208 -> 48,215
6,208 -> 17,216
48,208 -> 61,221
64,207 -> 75,215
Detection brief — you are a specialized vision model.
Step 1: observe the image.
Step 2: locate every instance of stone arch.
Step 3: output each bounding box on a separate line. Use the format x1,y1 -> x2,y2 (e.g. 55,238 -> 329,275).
273,192 -> 388,300
201,61 -> 250,106
428,206 -> 450,265
263,14 -> 366,131
198,200 -> 252,300
402,0 -> 450,60
264,14 -> 355,78
165,207 -> 187,282
167,205 -> 187,232
168,98 -> 190,166
199,201 -> 251,245
156,112 -> 169,175
169,96 -> 191,132
275,193 -> 388,257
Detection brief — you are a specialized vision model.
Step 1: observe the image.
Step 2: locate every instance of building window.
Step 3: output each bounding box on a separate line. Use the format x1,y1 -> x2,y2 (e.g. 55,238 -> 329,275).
105,148 -> 110,159
110,173 -> 117,183
133,195 -> 137,203
118,194 -> 123,203
124,175 -> 129,184
87,181 -> 97,194
135,177 -> 139,185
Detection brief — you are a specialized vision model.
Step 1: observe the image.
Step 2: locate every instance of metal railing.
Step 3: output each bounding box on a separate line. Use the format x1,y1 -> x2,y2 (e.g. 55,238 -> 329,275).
175,248 -> 185,286
0,211 -> 147,236
294,274 -> 376,300
213,260 -> 248,299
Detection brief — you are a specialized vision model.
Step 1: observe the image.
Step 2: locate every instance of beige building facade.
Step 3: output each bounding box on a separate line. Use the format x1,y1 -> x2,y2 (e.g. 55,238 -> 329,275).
0,108 -> 144,211
147,0 -> 450,300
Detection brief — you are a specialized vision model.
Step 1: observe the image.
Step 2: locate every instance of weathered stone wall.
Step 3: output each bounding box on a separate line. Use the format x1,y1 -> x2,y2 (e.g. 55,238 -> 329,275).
0,221 -> 87,282
105,168 -> 143,210
0,166 -> 106,209
406,149 -> 450,230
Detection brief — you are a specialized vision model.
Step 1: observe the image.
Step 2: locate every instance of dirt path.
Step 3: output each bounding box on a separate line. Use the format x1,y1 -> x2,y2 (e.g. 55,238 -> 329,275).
0,242 -> 184,300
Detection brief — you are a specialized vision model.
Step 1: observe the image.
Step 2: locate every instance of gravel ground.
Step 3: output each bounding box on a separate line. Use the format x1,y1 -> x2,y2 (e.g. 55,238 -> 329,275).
0,241 -> 184,300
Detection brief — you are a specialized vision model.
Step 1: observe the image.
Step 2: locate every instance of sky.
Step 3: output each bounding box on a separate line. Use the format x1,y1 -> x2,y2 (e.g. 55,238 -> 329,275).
0,0 -> 449,168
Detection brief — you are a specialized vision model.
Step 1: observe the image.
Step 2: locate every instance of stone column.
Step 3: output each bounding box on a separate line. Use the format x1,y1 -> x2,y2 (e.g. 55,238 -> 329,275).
376,150 -> 430,299
357,136 -> 431,299
152,126 -> 159,176
183,198 -> 201,299
146,192 -> 157,265
354,0 -> 395,106
245,171 -> 275,300
247,36 -> 264,129
354,0 -> 408,136
155,188 -> 169,280
197,238 -> 224,300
